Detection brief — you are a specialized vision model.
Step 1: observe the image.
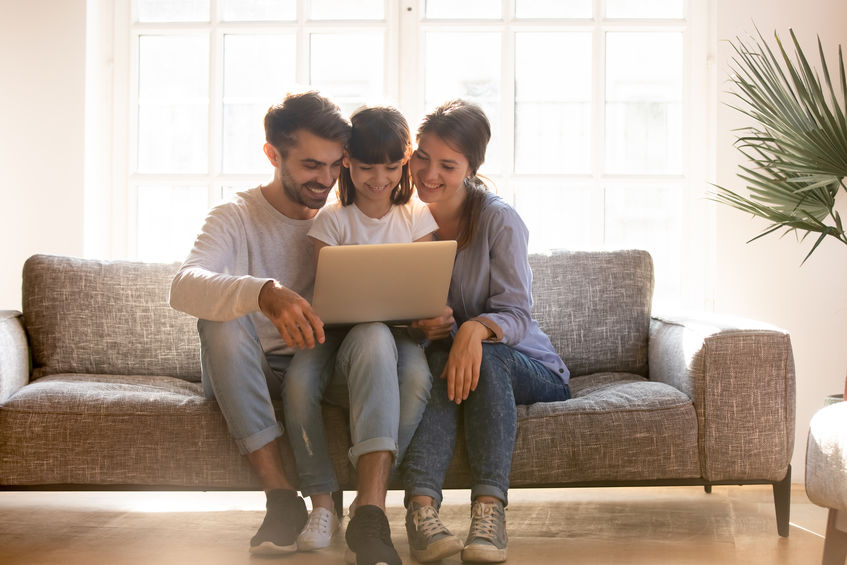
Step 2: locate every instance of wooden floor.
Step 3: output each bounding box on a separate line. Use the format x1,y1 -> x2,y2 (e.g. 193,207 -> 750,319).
0,484 -> 828,564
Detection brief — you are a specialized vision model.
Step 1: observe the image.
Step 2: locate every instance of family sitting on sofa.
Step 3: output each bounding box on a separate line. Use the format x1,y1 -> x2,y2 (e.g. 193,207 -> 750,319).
169,90 -> 570,565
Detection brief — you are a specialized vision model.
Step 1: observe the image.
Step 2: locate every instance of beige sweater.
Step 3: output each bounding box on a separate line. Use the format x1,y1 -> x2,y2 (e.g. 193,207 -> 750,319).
169,187 -> 315,355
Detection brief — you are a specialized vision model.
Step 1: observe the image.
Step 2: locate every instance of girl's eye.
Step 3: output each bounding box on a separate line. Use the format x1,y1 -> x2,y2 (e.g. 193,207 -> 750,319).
442,165 -> 455,171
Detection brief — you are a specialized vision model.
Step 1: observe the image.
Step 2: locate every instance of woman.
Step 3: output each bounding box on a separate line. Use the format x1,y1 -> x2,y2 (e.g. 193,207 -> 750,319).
402,99 -> 571,564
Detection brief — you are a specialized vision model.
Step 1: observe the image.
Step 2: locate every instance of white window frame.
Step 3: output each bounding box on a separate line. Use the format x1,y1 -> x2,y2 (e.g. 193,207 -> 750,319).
99,0 -> 714,310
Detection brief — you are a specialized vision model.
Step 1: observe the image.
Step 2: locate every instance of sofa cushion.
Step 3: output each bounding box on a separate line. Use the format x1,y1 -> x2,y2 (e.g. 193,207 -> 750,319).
22,254 -> 201,381
440,372 -> 700,487
529,250 -> 653,377
0,373 -> 351,488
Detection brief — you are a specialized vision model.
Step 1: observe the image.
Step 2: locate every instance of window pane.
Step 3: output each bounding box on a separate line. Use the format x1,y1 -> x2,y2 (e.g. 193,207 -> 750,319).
604,184 -> 682,305
426,0 -> 500,19
136,185 -> 209,262
424,31 -> 500,173
515,32 -> 591,174
221,0 -> 295,21
605,32 -> 682,174
136,0 -> 209,22
514,182 -> 596,252
515,0 -> 592,18
310,33 -> 385,114
137,35 -> 208,173
310,0 -> 384,20
606,0 -> 683,18
223,34 -> 296,173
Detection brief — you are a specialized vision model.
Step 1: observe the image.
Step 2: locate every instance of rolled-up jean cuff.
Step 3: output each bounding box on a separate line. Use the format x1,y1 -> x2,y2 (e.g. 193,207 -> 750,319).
348,437 -> 397,468
237,422 -> 284,455
471,483 -> 508,507
404,486 -> 443,509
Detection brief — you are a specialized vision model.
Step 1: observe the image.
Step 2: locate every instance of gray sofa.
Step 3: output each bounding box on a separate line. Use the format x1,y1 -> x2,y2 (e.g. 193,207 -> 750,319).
0,251 -> 795,535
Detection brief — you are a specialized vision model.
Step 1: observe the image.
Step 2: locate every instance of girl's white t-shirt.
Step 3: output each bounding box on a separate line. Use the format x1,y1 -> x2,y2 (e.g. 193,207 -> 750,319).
308,196 -> 438,245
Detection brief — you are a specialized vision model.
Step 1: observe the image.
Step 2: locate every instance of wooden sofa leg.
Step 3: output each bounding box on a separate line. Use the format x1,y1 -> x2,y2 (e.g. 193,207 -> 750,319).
773,465 -> 791,537
822,509 -> 847,565
332,489 -> 344,519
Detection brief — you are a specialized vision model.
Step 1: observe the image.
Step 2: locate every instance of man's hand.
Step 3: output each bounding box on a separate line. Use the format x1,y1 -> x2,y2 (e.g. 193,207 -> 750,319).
410,306 -> 455,341
442,320 -> 492,404
258,280 -> 325,349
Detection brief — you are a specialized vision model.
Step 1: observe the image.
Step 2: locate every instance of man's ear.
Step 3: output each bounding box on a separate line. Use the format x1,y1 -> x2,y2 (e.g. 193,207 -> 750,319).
342,148 -> 351,168
263,143 -> 280,167
402,143 -> 413,164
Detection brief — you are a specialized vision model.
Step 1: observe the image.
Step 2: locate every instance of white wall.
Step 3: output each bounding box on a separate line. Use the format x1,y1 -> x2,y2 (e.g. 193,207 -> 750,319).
0,0 -> 844,483
714,0 -> 847,482
0,0 -> 87,311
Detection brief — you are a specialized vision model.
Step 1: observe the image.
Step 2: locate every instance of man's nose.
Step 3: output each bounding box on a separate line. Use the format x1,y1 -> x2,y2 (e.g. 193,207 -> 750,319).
317,166 -> 334,188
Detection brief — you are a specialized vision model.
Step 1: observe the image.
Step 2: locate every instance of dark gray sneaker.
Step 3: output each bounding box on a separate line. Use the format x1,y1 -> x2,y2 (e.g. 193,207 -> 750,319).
405,502 -> 463,562
461,500 -> 507,563
249,489 -> 307,555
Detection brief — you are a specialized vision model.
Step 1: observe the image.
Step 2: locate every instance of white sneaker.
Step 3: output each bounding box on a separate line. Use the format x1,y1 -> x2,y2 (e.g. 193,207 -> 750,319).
297,506 -> 340,551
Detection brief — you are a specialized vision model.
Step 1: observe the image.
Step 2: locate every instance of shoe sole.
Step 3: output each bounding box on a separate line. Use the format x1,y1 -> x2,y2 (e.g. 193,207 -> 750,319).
410,536 -> 464,562
344,547 -> 396,565
249,541 -> 298,555
461,544 -> 507,563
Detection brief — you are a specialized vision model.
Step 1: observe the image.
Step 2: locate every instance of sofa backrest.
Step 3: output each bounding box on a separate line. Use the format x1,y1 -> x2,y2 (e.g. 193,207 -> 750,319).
529,250 -> 653,378
20,250 -> 653,382
22,254 -> 200,381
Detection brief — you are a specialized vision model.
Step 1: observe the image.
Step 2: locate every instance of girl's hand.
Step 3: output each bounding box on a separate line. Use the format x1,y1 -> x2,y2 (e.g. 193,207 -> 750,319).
258,280 -> 325,349
442,320 -> 492,404
411,306 -> 455,341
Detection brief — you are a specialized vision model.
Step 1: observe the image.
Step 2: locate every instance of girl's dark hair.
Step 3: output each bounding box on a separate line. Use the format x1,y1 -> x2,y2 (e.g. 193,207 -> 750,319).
264,91 -> 351,156
416,99 -> 491,250
337,106 -> 413,206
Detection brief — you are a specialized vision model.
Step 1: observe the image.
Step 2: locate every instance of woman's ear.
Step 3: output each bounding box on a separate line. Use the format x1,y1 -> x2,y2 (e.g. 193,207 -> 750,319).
402,143 -> 413,164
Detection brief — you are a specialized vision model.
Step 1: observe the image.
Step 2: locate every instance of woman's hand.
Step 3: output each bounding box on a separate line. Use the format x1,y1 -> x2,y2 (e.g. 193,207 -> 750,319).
411,306 -> 455,341
258,280 -> 325,349
443,320 -> 492,404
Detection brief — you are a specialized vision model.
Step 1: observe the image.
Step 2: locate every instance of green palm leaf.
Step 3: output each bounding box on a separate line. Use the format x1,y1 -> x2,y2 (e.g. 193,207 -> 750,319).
710,27 -> 847,262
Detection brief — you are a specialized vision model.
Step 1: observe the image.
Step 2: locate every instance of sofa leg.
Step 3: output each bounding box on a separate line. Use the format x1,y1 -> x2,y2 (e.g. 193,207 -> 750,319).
772,465 -> 791,537
332,489 -> 344,520
822,509 -> 847,565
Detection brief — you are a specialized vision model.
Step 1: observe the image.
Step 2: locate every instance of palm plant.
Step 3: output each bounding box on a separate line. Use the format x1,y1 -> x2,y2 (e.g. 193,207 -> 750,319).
712,28 -> 847,263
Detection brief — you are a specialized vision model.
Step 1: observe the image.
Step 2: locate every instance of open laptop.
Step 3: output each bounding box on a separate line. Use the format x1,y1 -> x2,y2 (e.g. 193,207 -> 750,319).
312,240 -> 457,326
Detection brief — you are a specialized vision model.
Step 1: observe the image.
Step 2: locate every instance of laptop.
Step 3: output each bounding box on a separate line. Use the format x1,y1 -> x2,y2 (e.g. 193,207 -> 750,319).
312,240 -> 457,326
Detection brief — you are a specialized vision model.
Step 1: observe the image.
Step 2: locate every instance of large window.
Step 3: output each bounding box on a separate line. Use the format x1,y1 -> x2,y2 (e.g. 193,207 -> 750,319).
113,0 -> 711,309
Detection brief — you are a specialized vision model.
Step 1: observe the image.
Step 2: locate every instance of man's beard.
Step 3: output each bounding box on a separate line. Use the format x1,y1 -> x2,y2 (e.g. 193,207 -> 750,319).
281,167 -> 333,210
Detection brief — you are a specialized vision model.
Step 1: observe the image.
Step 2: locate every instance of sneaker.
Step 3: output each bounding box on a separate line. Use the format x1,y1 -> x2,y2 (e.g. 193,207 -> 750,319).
405,502 -> 463,562
297,506 -> 340,551
344,504 -> 401,565
461,500 -> 507,563
249,489 -> 308,555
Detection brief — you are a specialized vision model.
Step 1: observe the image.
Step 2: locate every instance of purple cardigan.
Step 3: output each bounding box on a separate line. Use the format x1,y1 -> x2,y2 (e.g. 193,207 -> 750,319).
445,190 -> 569,383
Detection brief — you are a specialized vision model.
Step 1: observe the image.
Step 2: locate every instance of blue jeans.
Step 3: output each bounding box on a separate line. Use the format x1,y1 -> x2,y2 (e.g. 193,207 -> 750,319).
401,341 -> 570,507
282,323 -> 432,496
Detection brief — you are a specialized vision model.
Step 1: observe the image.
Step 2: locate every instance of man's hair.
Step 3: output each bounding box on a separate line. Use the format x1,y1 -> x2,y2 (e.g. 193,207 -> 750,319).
264,91 -> 351,156
337,106 -> 413,206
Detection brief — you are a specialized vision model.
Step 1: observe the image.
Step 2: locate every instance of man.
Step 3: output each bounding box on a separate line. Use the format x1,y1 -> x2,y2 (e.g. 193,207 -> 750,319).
169,91 -> 404,565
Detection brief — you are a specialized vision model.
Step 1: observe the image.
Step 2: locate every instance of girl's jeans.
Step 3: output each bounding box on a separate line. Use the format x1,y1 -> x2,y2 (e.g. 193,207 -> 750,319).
282,323 -> 431,496
401,341 -> 570,507
197,318 -> 428,495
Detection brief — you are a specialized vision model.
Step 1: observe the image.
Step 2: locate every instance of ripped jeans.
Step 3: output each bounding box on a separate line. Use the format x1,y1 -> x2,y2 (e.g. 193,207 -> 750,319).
281,323 -> 432,497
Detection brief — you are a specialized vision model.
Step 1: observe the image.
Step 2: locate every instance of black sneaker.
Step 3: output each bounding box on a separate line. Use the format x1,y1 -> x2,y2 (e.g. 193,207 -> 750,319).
249,489 -> 308,555
344,504 -> 402,565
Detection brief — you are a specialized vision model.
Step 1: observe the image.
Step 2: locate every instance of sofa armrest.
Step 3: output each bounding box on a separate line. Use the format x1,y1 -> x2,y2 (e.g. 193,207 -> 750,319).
649,312 -> 795,482
0,310 -> 30,404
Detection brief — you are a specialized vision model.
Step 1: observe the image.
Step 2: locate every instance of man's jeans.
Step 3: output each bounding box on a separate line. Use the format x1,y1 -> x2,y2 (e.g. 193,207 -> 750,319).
282,323 -> 432,497
198,317 -> 430,493
401,341 -> 571,507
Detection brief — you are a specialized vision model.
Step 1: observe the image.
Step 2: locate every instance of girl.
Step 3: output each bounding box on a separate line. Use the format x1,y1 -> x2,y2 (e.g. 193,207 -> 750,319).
401,100 -> 571,563
281,105 -> 438,556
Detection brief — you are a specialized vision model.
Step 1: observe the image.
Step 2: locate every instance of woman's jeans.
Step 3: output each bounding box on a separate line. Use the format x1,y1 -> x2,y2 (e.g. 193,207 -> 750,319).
282,324 -> 432,497
197,318 -> 428,496
401,341 -> 570,507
